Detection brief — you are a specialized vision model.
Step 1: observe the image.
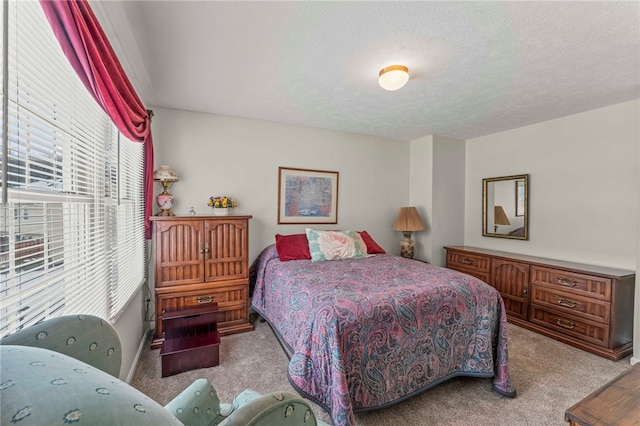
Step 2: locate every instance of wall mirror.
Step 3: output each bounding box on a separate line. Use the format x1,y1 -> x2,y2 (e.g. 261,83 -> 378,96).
483,174 -> 529,240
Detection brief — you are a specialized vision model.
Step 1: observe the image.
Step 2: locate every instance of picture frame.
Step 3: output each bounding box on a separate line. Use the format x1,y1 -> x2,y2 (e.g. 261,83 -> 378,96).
278,167 -> 339,224
515,179 -> 525,217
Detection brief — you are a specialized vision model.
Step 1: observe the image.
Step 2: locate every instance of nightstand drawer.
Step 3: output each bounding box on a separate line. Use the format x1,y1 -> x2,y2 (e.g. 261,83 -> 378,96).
446,251 -> 491,273
530,285 -> 610,324
530,266 -> 612,301
529,306 -> 609,348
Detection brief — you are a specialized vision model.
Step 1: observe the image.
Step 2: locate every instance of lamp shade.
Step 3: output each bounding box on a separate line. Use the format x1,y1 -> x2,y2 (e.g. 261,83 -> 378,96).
378,65 -> 409,91
392,207 -> 425,232
153,165 -> 179,181
494,205 -> 511,226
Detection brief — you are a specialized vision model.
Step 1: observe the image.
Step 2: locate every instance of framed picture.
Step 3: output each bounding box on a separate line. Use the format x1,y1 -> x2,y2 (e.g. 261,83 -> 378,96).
515,179 -> 525,217
278,167 -> 339,224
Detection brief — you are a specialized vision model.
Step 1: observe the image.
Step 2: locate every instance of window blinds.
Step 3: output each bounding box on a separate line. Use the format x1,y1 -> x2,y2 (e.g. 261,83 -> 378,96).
0,1 -> 146,336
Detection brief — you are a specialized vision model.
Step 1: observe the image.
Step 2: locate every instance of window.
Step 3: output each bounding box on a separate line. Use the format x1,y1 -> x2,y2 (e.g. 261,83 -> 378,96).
0,1 -> 146,336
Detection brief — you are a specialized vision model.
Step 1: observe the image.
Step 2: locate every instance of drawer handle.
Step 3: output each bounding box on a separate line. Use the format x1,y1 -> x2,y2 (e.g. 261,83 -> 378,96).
461,258 -> 475,265
556,277 -> 578,287
557,297 -> 577,309
556,318 -> 576,330
196,295 -> 214,304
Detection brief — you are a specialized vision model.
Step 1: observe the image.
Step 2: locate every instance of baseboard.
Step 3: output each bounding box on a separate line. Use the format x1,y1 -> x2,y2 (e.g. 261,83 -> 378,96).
125,325 -> 153,384
630,356 -> 639,366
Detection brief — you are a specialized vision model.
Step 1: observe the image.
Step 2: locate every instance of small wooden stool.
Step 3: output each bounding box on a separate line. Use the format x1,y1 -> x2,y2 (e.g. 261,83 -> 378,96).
565,363 -> 640,425
160,304 -> 220,377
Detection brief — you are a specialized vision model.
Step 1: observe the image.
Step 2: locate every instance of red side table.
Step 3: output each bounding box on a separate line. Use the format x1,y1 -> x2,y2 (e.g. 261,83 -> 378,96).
160,303 -> 220,377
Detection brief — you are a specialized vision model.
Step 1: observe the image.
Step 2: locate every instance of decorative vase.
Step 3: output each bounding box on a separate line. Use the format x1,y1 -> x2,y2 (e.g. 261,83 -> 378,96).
156,193 -> 175,216
212,208 -> 230,216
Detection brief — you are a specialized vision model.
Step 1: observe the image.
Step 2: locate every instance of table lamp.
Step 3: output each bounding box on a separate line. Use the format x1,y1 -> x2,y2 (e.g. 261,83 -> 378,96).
154,165 -> 179,216
392,206 -> 425,259
494,205 -> 511,232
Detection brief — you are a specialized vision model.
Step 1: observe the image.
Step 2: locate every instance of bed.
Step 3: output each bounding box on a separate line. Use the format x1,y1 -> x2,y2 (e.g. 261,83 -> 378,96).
250,235 -> 516,426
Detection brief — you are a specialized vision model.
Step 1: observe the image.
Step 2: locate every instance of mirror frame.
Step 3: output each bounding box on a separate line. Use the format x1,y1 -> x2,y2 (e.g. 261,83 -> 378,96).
482,174 -> 529,240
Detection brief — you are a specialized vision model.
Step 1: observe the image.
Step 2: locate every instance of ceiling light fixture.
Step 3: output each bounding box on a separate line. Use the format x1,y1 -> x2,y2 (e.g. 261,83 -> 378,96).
378,65 -> 409,91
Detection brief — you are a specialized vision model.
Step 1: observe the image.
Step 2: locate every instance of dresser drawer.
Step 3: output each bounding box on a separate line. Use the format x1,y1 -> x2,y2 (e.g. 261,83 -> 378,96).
159,285 -> 248,311
156,285 -> 248,339
530,266 -> 612,301
529,306 -> 609,348
530,285 -> 610,324
447,251 -> 491,273
446,264 -> 490,283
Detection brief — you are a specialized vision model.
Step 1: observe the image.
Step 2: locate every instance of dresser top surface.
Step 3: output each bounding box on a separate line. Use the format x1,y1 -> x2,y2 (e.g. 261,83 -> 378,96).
150,215 -> 253,221
444,246 -> 635,279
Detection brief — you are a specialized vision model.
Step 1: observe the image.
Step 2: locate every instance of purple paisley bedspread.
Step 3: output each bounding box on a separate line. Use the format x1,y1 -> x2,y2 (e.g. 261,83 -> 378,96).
251,245 -> 515,426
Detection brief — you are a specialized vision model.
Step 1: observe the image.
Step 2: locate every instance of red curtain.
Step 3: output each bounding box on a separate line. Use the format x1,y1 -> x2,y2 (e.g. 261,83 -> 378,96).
39,0 -> 155,238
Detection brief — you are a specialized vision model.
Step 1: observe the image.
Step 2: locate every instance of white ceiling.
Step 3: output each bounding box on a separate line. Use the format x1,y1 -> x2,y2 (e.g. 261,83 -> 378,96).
92,1 -> 640,142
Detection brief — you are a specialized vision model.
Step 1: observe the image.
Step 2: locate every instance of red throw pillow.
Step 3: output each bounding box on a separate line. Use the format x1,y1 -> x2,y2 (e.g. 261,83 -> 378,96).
358,231 -> 385,254
275,234 -> 311,261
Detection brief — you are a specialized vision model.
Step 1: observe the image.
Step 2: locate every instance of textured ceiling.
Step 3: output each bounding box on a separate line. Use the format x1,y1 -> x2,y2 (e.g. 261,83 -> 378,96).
92,1 -> 640,141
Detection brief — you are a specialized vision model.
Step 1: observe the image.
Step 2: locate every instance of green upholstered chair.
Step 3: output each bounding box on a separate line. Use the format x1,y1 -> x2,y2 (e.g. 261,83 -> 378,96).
0,315 -> 329,426
220,389 -> 324,426
0,314 -> 123,377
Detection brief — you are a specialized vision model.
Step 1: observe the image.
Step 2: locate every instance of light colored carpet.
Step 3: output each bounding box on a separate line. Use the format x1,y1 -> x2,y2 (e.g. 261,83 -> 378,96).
131,318 -> 631,425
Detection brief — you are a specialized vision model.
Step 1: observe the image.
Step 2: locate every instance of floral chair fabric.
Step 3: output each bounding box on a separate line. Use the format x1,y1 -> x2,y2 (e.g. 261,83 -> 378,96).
0,314 -> 122,377
224,389 -> 326,426
0,315 -> 329,426
1,344 -> 184,425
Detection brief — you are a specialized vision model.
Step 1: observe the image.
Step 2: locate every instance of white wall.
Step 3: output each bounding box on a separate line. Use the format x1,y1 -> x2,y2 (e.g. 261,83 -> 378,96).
150,107 -> 409,262
113,288 -> 149,381
431,136 -> 466,266
409,135 -> 466,265
464,100 -> 639,270
409,136 -> 434,261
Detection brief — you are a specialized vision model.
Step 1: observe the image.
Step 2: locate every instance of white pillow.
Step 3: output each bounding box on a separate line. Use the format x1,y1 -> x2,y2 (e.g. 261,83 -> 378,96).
305,228 -> 370,262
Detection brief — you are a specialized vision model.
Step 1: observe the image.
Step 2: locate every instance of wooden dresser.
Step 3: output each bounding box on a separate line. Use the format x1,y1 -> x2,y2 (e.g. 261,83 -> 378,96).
444,246 -> 635,360
150,215 -> 253,349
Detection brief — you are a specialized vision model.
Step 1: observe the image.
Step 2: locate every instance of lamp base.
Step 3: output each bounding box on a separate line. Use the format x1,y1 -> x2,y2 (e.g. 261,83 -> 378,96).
156,192 -> 175,216
399,232 -> 415,259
